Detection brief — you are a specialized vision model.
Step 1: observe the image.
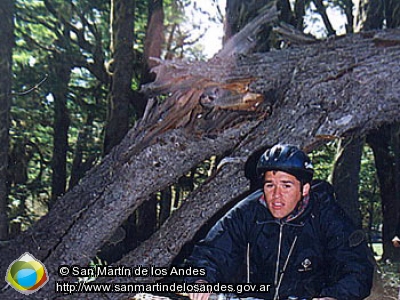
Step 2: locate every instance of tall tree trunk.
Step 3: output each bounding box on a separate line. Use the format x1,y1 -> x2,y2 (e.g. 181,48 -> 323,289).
110,0 -> 166,261
0,0 -> 14,240
104,0 -> 135,155
136,195 -> 157,242
69,114 -> 96,189
312,0 -> 335,36
49,52 -> 71,208
361,0 -> 400,261
343,0 -> 354,33
224,0 -> 276,52
360,0 -> 384,31
136,0 -> 164,241
294,0 -> 306,30
367,124 -> 400,261
141,0 -> 164,86
385,0 -> 400,28
359,0 -> 400,31
331,137 -> 363,228
159,186 -> 172,225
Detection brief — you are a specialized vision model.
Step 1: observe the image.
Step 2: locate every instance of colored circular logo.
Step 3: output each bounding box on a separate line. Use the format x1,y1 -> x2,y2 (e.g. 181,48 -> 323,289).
5,252 -> 49,295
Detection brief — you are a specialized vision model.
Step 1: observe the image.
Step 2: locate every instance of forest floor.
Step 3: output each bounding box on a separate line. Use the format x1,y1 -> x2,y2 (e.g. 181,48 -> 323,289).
371,243 -> 399,300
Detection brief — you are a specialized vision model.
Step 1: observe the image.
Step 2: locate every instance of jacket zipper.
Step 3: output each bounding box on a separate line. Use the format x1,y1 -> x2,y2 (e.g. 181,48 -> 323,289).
274,223 -> 284,286
273,223 -> 298,300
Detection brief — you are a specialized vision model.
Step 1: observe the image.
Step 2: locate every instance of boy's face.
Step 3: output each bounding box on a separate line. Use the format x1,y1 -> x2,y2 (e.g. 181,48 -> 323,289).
263,170 -> 310,219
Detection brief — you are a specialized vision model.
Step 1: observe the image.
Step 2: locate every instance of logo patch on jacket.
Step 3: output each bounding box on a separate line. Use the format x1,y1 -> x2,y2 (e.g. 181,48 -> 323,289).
298,258 -> 312,272
349,230 -> 365,247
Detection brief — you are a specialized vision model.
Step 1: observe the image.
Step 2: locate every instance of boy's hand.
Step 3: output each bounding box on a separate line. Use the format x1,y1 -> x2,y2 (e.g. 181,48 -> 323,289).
392,236 -> 400,248
187,293 -> 211,300
187,280 -> 211,300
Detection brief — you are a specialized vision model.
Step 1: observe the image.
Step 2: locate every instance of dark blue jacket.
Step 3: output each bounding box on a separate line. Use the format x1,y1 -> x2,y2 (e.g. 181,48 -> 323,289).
185,181 -> 374,299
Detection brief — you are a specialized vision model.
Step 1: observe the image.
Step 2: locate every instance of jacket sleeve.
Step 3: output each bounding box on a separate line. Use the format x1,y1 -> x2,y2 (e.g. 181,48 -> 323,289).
395,220 -> 400,237
318,200 -> 374,300
184,198 -> 254,283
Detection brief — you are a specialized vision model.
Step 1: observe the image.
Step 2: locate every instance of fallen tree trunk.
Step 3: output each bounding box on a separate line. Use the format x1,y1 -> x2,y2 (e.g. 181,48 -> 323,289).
80,49 -> 400,298
1,25 -> 400,299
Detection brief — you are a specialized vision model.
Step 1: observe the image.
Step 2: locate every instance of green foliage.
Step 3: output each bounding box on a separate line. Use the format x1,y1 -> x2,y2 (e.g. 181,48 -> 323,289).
8,0 -> 223,234
309,141 -> 337,180
9,0 -> 111,230
310,141 -> 381,233
163,0 -> 214,60
359,145 -> 381,230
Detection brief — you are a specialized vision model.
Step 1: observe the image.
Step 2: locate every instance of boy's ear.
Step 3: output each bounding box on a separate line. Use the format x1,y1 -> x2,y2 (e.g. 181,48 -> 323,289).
302,183 -> 311,197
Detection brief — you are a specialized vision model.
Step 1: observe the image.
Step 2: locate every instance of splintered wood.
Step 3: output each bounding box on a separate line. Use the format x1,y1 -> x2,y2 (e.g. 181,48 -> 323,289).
136,59 -> 270,148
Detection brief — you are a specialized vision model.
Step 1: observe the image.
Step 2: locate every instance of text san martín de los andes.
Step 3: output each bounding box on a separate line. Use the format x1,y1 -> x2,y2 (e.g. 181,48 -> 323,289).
58,265 -> 206,278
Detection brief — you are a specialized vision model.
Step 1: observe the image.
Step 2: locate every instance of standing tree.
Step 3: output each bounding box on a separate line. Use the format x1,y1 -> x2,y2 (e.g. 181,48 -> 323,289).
331,137 -> 363,227
103,0 -> 136,155
360,0 -> 400,260
367,125 -> 400,261
328,0 -> 364,228
11,0 -> 111,212
48,18 -> 73,206
0,0 -> 14,240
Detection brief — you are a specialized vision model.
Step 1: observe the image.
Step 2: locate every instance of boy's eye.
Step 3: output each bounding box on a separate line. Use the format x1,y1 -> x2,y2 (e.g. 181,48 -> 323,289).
264,183 -> 295,190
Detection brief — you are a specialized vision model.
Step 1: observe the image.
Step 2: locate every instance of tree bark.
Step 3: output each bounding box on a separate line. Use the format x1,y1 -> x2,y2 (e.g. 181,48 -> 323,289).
49,51 -> 71,207
367,124 -> 400,261
141,0 -> 164,85
104,0 -> 135,155
312,0 -> 335,36
384,0 -> 400,28
1,25 -> 400,299
69,114 -> 96,189
360,0 -> 400,261
224,0 -> 277,52
126,0 -> 165,263
0,0 -> 14,240
331,136 -> 363,228
343,0 -> 354,33
360,0 -> 385,31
